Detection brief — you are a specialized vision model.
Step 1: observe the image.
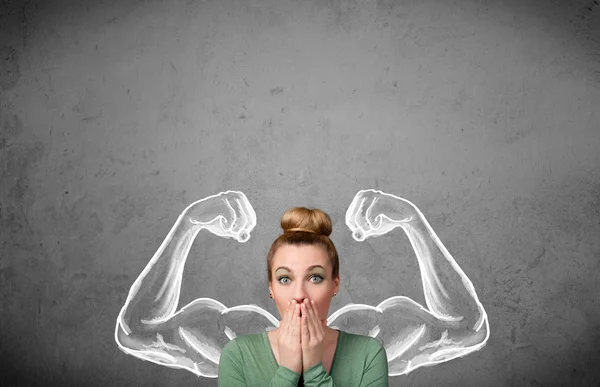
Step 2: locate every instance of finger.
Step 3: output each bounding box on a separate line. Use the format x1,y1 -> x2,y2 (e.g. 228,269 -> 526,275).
354,196 -> 373,234
282,303 -> 292,336
237,193 -> 257,230
287,301 -> 295,321
307,300 -> 323,337
222,198 -> 236,230
365,196 -> 382,229
234,197 -> 249,231
232,197 -> 245,231
354,196 -> 367,227
301,303 -> 309,342
305,301 -> 317,335
228,197 -> 246,233
293,303 -> 301,336
304,301 -> 317,336
345,191 -> 363,227
285,300 -> 294,321
307,299 -> 317,319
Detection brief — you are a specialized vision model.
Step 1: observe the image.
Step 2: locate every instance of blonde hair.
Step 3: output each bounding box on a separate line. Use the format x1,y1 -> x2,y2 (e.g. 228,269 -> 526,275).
267,207 -> 340,283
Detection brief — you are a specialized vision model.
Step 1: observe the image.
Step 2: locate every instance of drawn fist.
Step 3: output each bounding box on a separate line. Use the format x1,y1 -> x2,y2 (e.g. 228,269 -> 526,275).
185,190 -> 257,243
345,189 -> 416,241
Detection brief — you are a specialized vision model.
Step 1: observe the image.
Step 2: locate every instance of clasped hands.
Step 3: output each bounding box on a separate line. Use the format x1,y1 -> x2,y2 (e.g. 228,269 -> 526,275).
277,298 -> 327,375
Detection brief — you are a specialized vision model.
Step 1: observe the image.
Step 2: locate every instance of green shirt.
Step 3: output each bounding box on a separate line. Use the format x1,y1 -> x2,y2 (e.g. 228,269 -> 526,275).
218,330 -> 389,386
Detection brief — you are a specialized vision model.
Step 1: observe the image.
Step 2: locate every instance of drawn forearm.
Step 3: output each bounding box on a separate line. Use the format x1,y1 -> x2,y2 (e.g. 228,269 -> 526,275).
119,210 -> 201,334
400,210 -> 485,330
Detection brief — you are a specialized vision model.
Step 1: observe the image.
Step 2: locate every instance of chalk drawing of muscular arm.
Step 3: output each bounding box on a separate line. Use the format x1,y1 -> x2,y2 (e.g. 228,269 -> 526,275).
115,189 -> 489,378
332,189 -> 489,375
115,191 -> 273,377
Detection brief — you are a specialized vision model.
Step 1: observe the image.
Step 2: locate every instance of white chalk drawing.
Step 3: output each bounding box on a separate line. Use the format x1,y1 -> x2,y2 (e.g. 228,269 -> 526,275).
115,189 -> 489,378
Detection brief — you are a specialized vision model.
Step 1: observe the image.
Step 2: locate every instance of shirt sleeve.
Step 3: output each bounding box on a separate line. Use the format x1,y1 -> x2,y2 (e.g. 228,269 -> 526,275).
270,366 -> 302,386
360,338 -> 389,387
218,339 -> 301,387
303,362 -> 338,386
218,340 -> 246,387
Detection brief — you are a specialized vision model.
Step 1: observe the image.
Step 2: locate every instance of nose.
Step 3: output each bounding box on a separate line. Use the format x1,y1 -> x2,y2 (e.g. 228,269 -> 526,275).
292,283 -> 308,304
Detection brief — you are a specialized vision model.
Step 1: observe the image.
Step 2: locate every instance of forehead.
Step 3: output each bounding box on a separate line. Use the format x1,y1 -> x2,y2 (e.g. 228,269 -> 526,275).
272,244 -> 330,271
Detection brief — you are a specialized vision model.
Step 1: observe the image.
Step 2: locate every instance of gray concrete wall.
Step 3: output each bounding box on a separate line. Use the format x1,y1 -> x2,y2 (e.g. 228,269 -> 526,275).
1,0 -> 599,385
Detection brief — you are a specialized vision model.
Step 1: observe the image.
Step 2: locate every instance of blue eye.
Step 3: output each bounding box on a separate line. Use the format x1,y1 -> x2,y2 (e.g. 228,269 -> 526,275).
278,275 -> 323,285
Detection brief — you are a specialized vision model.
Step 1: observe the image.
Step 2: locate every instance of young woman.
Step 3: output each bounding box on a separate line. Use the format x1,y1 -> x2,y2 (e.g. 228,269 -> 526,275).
217,207 -> 389,386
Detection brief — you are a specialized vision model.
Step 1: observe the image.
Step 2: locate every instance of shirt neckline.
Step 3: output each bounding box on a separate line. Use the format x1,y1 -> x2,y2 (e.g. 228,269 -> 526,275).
263,328 -> 343,374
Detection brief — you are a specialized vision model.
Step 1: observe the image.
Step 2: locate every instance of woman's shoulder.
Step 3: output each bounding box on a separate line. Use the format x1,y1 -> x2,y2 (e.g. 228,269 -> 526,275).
337,330 -> 388,367
223,332 -> 267,353
338,330 -> 385,352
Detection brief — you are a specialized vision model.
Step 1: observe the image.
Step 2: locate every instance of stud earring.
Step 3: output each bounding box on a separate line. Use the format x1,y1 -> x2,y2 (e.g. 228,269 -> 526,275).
269,293 -> 273,299
333,293 -> 337,297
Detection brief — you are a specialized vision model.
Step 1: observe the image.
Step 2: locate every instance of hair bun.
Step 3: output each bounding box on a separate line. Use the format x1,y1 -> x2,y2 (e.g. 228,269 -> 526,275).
281,207 -> 332,237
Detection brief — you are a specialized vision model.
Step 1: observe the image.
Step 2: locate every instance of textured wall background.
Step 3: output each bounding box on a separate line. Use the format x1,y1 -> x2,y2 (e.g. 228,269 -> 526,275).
1,0 -> 599,386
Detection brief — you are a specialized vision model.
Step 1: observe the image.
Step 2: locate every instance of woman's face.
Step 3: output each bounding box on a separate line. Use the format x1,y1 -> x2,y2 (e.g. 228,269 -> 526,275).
269,244 -> 340,324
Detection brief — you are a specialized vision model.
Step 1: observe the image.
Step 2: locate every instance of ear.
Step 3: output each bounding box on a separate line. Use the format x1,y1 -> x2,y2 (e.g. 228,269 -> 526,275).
333,276 -> 340,294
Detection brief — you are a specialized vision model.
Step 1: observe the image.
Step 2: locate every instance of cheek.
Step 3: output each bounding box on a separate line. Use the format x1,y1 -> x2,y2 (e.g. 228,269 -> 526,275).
276,298 -> 287,314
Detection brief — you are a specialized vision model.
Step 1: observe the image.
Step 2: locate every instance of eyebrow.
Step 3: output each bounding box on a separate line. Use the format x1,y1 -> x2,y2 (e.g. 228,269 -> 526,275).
275,265 -> 325,273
